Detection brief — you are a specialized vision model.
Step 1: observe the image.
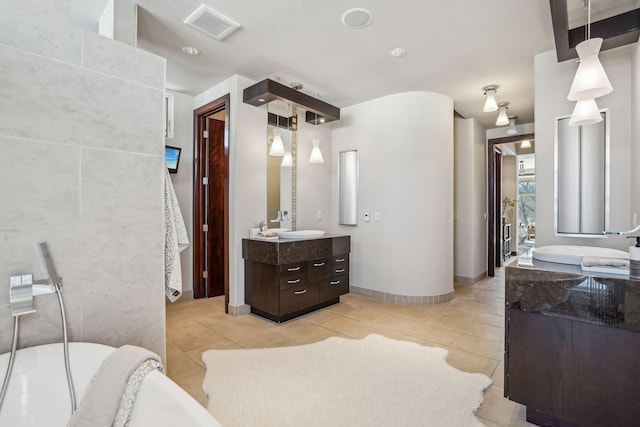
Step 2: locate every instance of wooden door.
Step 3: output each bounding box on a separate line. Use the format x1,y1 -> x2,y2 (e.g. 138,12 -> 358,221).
207,117 -> 226,297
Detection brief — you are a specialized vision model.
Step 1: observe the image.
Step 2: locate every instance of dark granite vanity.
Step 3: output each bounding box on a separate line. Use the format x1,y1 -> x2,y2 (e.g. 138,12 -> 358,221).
242,235 -> 350,322
505,253 -> 640,427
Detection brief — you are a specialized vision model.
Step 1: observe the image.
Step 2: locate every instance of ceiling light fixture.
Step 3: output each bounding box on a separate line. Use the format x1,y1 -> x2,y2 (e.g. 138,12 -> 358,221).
520,140 -> 531,148
567,1 -> 612,101
506,116 -> 518,135
269,129 -> 285,156
181,45 -> 200,55
496,102 -> 509,126
482,85 -> 499,112
567,0 -> 612,126
309,139 -> 324,163
341,8 -> 373,28
389,47 -> 406,58
569,98 -> 602,126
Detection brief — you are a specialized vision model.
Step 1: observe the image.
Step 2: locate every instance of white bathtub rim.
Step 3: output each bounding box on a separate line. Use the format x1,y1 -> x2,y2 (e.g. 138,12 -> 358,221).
0,342 -> 222,427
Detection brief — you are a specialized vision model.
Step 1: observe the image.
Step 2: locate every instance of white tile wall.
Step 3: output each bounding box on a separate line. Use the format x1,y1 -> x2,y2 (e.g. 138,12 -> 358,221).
0,2 -> 166,359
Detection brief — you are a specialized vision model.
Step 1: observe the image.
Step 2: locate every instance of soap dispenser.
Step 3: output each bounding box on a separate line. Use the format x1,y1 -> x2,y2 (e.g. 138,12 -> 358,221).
627,236 -> 640,278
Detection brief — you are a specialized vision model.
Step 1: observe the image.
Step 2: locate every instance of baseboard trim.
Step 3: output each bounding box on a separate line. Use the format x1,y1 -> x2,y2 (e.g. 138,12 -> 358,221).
350,286 -> 455,305
454,271 -> 487,286
229,303 -> 251,316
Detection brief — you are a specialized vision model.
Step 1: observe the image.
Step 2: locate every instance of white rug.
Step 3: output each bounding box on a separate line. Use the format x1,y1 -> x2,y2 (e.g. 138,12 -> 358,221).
202,334 -> 492,427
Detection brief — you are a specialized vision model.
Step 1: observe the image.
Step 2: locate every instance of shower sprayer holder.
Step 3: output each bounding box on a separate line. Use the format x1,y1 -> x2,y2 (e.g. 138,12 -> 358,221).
8,273 -> 56,317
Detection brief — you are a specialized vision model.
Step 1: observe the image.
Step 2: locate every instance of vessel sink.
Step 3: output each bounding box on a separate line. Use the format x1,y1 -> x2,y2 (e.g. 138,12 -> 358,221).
276,230 -> 325,239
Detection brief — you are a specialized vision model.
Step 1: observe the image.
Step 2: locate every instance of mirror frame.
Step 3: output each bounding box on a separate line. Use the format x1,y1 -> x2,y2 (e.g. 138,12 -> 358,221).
554,109 -> 610,237
339,150 -> 358,226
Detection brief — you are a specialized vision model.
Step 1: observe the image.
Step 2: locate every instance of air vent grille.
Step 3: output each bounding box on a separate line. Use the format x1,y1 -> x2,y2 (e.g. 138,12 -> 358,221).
184,4 -> 240,41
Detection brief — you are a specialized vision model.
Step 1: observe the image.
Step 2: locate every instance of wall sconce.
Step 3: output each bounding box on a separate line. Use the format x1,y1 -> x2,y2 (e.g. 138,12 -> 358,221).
309,139 -> 324,163
482,85 -> 499,112
568,98 -> 602,126
506,116 -> 518,135
496,102 -> 509,126
269,128 -> 285,156
281,151 -> 292,167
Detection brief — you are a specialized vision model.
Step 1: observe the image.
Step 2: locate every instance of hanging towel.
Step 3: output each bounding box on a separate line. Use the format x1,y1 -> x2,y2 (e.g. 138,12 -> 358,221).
164,168 -> 189,302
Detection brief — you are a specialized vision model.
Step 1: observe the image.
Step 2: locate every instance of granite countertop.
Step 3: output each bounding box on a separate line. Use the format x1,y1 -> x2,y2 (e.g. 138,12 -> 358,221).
506,251 -> 640,332
242,234 -> 351,265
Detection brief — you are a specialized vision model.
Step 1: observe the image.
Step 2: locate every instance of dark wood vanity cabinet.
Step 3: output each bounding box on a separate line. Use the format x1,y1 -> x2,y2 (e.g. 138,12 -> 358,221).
242,236 -> 350,322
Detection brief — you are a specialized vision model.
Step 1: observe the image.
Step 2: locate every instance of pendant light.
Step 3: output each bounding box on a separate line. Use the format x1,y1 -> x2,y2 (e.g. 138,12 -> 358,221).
496,102 -> 509,126
506,116 -> 518,135
569,98 -> 602,126
567,1 -> 612,101
482,85 -> 499,112
309,139 -> 324,163
269,128 -> 285,156
281,151 -> 292,167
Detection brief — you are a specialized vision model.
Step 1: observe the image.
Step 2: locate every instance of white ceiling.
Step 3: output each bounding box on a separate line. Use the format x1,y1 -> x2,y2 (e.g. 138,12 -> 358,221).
111,1 -> 566,129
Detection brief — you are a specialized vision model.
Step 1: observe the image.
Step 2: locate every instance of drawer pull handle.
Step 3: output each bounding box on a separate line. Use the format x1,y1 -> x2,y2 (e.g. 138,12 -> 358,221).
287,267 -> 301,272
287,278 -> 301,284
335,258 -> 345,262
330,280 -> 341,285
313,262 -> 325,267
335,268 -> 346,273
294,289 -> 307,295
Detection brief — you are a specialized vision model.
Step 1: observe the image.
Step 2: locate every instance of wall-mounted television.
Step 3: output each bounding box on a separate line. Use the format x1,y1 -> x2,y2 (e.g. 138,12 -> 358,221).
165,145 -> 181,174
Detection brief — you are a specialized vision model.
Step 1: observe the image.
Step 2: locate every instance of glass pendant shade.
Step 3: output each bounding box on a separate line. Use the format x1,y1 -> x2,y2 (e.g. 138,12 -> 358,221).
567,38 -> 613,101
483,88 -> 498,112
506,118 -> 517,135
569,98 -> 602,126
269,128 -> 285,156
281,151 -> 292,167
496,105 -> 509,126
309,139 -> 324,163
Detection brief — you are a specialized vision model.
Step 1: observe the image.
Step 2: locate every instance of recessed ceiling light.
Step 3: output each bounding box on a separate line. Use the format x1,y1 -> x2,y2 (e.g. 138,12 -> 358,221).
181,45 -> 200,55
341,8 -> 373,29
389,47 -> 406,58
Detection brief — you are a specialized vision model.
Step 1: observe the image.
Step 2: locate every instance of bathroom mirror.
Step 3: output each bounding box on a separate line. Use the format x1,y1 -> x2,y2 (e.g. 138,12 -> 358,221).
266,100 -> 297,230
554,111 -> 609,236
339,150 -> 358,225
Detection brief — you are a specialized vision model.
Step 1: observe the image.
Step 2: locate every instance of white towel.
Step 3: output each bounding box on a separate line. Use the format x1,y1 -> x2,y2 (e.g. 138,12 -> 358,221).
164,168 -> 189,302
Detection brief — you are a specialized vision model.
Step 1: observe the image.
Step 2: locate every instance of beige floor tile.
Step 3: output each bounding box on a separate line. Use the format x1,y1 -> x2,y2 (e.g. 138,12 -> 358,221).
445,347 -> 500,378
165,268 -> 530,425
449,333 -> 504,361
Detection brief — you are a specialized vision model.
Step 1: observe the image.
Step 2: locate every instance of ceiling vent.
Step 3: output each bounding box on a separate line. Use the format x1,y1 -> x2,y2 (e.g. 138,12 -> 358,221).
184,4 -> 240,41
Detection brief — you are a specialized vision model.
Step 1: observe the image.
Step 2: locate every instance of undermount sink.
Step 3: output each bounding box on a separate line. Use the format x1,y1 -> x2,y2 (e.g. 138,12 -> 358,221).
275,230 -> 325,240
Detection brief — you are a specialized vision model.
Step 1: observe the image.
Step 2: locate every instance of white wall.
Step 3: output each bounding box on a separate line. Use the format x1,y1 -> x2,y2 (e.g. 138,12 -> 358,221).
535,46 -> 634,250
195,75 -> 269,310
166,90 -> 195,299
454,118 -> 487,283
331,92 -> 454,299
0,0 -> 166,357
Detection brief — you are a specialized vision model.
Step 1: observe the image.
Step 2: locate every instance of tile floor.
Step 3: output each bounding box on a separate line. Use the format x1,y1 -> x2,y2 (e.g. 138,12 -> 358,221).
165,268 -> 535,426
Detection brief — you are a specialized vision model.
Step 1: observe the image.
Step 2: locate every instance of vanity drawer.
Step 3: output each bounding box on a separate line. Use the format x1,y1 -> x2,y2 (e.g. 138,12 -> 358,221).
279,262 -> 307,275
319,276 -> 349,301
280,284 -> 318,315
279,273 -> 307,290
308,258 -> 330,282
331,254 -> 349,276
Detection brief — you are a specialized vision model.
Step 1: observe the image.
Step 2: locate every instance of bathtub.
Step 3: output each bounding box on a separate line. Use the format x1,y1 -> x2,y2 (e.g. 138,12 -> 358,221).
532,245 -> 629,265
0,342 -> 222,427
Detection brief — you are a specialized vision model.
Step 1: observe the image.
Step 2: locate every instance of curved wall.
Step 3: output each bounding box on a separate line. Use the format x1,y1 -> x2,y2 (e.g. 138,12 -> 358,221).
331,91 -> 454,301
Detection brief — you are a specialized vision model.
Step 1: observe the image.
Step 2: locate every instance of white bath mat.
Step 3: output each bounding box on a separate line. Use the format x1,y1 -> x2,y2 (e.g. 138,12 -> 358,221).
202,334 -> 491,427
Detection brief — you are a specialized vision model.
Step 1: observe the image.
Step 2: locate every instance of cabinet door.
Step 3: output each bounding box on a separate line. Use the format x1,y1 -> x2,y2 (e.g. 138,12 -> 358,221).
308,258 -> 330,282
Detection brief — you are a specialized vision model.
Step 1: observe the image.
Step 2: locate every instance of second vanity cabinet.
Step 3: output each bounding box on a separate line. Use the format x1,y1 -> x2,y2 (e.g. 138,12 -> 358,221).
242,235 -> 350,322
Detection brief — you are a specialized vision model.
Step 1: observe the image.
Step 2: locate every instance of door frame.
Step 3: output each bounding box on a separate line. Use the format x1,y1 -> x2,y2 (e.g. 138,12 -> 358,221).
487,133 -> 534,277
193,94 -> 230,313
